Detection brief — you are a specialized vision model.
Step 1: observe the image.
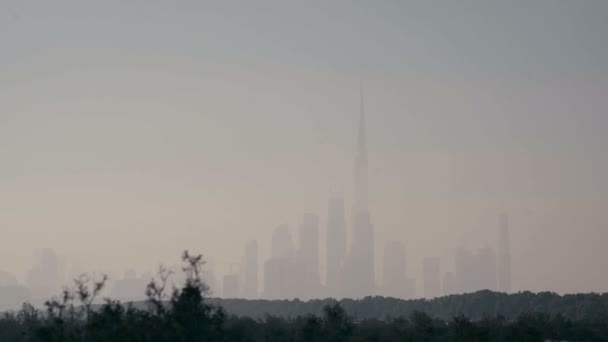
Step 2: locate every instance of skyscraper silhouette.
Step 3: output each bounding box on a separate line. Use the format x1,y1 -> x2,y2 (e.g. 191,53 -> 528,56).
271,224 -> 295,260
222,273 -> 239,298
476,247 -> 497,291
454,247 -> 475,294
263,224 -> 298,299
497,213 -> 512,293
326,197 -> 346,297
297,213 -> 321,298
382,241 -> 407,298
242,240 -> 258,299
354,82 -> 369,217
343,82 -> 375,298
26,248 -> 60,302
423,257 -> 441,299
442,272 -> 456,296
452,246 -> 498,294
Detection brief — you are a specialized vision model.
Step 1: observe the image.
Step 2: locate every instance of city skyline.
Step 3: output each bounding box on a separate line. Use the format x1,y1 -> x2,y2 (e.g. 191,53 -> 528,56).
2,1 -> 608,299
0,88 -> 514,305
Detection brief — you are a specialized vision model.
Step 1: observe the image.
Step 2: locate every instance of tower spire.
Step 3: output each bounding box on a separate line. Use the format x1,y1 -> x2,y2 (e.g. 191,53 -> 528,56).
344,79 -> 375,298
358,79 -> 367,161
354,79 -> 369,214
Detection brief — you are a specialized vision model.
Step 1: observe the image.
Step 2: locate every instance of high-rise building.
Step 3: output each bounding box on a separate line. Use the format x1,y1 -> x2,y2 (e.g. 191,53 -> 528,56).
452,246 -> 498,294
202,259 -> 219,297
326,197 -> 346,296
0,271 -> 18,287
382,241 -> 407,298
272,224 -> 295,260
423,257 -> 441,299
476,247 -> 497,291
297,213 -> 321,298
298,214 -> 320,281
262,258 -> 293,299
222,273 -> 239,298
242,240 -> 258,299
454,248 -> 475,294
263,224 -> 298,299
26,248 -> 61,302
442,272 -> 457,296
405,276 -> 416,299
497,213 -> 512,293
344,82 -> 375,298
111,269 -> 148,301
353,82 -> 369,218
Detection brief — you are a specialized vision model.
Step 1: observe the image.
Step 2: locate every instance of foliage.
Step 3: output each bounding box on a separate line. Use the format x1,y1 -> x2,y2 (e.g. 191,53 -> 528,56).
1,252 -> 608,341
215,290 -> 608,322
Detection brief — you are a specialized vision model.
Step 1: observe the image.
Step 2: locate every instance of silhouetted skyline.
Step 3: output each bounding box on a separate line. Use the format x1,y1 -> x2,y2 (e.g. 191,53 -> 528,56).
2,1 -> 608,307
223,92 -> 512,300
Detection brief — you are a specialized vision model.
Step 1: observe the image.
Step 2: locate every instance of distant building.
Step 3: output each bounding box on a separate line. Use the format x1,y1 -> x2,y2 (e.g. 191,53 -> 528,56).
326,197 -> 346,296
0,285 -> 30,311
0,270 -> 29,311
454,248 -> 475,294
476,247 -> 497,291
263,224 -> 299,299
497,213 -> 512,293
263,258 -> 294,299
0,271 -> 18,287
343,83 -> 375,298
205,272 -> 219,297
343,212 -> 374,298
405,276 -> 416,299
272,224 -> 295,260
442,272 -> 457,296
242,240 -> 258,299
111,269 -> 149,301
382,241 -> 407,298
202,258 -> 219,297
452,246 -> 498,294
222,273 -> 239,298
27,248 -> 61,302
297,213 -> 321,299
423,257 -> 441,299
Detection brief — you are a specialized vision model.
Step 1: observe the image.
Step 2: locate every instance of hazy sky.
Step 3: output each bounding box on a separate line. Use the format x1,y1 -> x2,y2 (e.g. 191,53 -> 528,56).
1,0 -> 608,294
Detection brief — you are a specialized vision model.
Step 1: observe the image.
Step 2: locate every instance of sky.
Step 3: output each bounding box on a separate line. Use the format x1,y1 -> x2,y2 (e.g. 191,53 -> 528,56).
1,0 -> 608,295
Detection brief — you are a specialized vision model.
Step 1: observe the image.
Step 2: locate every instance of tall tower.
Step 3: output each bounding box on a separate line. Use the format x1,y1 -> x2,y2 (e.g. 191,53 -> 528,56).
263,224 -> 296,299
382,241 -> 406,298
476,247 -> 497,291
242,240 -> 258,299
343,81 -> 375,298
297,213 -> 321,298
271,224 -> 294,260
423,257 -> 441,299
354,80 -> 369,215
326,197 -> 346,296
497,213 -> 512,293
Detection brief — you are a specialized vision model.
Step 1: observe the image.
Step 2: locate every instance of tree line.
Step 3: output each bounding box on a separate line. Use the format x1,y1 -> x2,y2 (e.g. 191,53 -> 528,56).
213,290 -> 608,322
1,251 -> 607,341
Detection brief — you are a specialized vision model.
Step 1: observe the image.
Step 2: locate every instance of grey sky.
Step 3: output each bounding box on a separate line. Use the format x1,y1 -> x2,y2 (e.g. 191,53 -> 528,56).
1,0 -> 608,294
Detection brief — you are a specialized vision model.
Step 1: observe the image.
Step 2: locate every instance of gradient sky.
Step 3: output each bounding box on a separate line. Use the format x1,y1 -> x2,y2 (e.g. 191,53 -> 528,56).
1,0 -> 608,294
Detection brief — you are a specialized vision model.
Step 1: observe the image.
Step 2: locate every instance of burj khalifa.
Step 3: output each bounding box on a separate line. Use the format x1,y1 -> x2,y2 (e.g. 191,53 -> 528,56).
342,82 -> 375,298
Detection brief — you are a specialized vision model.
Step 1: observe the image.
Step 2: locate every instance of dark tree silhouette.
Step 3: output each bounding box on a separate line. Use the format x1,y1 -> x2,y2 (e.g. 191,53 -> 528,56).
1,251 -> 607,341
